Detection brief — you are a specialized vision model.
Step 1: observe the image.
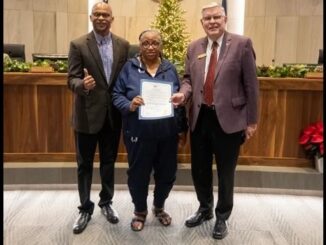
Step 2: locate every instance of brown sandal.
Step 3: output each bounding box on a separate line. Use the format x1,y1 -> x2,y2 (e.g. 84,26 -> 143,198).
130,212 -> 147,231
152,207 -> 172,226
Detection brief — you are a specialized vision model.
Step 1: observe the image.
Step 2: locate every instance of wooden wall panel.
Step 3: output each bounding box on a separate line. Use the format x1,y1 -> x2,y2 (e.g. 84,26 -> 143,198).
33,0 -> 57,11
297,0 -> 323,16
56,12 -> 69,54
33,12 -> 57,54
275,17 -> 298,65
67,0 -> 87,13
4,85 -> 39,152
265,0 -> 296,16
245,0 -> 266,17
4,0 -> 33,10
4,9 -> 34,62
240,90 -> 277,157
4,0 -> 323,64
296,16 -> 323,63
243,17 -> 264,65
37,86 -> 73,152
3,73 -> 323,168
67,13 -> 88,45
110,16 -> 127,42
284,91 -> 308,157
274,91 -> 286,157
56,0 -> 68,12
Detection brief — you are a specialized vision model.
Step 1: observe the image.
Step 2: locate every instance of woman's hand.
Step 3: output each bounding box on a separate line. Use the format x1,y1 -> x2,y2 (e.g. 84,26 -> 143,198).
129,95 -> 144,112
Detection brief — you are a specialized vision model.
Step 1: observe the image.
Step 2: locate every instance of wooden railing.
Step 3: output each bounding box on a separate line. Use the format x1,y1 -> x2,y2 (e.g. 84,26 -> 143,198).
3,73 -> 323,167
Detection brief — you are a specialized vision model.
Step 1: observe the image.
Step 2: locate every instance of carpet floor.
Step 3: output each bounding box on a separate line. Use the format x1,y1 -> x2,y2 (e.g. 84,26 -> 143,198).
4,187 -> 323,245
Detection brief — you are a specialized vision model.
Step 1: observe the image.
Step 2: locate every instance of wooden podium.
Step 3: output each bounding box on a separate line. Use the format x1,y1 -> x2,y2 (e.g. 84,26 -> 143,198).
3,73 -> 323,168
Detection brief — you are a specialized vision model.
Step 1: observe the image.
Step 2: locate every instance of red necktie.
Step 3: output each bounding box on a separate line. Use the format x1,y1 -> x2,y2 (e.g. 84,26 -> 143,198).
204,41 -> 218,105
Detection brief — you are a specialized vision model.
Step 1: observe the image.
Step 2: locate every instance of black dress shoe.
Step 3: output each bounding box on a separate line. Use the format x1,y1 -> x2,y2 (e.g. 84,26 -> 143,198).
73,212 -> 91,234
212,219 -> 228,239
185,210 -> 213,227
101,204 -> 119,224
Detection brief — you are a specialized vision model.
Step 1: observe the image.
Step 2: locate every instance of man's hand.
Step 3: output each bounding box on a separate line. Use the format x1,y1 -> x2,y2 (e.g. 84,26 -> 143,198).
170,93 -> 185,106
83,68 -> 96,91
245,124 -> 257,140
130,95 -> 144,112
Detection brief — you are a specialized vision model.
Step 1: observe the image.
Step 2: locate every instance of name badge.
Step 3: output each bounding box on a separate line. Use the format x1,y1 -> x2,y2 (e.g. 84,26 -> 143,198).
197,53 -> 206,59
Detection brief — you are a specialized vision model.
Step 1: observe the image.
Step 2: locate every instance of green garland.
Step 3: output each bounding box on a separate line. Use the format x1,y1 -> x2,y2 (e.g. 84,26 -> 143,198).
3,59 -> 323,78
4,59 -> 68,73
256,64 -> 322,78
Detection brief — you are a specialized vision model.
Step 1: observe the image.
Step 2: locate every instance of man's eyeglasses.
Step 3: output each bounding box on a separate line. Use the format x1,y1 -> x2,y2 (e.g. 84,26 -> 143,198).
202,15 -> 224,22
92,12 -> 111,18
141,41 -> 161,49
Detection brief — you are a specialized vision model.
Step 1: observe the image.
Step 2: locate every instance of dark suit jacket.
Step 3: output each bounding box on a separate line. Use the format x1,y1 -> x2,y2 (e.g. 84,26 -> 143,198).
68,31 -> 129,134
180,32 -> 259,134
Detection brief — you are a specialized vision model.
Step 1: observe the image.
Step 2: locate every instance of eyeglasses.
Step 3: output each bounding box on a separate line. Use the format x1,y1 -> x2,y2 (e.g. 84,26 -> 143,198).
141,41 -> 161,49
202,15 -> 224,22
92,12 -> 111,18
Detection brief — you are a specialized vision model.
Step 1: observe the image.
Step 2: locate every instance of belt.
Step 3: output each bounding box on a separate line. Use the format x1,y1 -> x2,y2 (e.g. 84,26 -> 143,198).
201,104 -> 215,110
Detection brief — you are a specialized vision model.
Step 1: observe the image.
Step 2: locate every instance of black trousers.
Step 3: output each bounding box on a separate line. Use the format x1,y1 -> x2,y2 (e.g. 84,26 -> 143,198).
124,135 -> 178,213
190,106 -> 244,221
74,116 -> 120,215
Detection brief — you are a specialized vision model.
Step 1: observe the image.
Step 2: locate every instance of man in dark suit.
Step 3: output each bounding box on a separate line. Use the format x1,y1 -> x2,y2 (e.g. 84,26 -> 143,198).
68,2 -> 129,234
171,2 -> 259,240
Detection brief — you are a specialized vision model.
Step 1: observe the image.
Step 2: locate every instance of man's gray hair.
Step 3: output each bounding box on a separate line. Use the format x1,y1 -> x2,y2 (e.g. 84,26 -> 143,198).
201,2 -> 226,16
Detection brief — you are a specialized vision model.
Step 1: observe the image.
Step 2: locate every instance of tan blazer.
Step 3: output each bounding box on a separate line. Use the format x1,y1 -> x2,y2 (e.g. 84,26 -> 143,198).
180,32 -> 259,133
68,31 -> 129,134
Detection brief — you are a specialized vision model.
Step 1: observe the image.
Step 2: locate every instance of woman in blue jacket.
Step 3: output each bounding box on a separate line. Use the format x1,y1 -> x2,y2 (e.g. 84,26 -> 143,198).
112,30 -> 188,231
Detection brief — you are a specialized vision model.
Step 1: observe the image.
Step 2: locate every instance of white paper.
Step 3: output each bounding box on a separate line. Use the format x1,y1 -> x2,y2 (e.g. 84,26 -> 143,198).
139,79 -> 173,120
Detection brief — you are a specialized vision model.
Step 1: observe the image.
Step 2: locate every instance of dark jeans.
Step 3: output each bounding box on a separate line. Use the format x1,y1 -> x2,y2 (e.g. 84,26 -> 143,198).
74,117 -> 120,215
190,106 -> 243,220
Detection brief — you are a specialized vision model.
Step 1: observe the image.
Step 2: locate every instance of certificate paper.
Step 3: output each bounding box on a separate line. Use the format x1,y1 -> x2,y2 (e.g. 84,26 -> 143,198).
139,79 -> 174,120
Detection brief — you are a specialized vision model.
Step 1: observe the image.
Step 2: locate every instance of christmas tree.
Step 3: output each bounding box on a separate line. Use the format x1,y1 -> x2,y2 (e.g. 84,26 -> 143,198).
151,0 -> 190,75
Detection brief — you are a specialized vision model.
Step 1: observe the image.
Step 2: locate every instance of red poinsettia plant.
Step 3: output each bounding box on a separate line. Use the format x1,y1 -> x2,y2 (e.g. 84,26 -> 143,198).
299,121 -> 324,159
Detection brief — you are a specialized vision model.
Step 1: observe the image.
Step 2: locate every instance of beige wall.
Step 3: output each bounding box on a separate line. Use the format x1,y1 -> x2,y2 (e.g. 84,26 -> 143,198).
245,0 -> 323,65
4,0 -> 323,65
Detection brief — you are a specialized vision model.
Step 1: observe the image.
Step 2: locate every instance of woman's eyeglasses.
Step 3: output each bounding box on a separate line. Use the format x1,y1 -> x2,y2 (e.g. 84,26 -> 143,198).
141,41 -> 160,49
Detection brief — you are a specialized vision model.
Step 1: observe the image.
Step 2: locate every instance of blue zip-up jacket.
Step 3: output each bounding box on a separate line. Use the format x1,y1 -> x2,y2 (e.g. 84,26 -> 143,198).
112,57 -> 188,139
